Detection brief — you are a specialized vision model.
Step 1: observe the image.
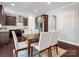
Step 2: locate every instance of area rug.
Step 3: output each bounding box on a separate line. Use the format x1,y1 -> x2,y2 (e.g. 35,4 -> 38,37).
33,47 -> 67,57
13,47 -> 67,57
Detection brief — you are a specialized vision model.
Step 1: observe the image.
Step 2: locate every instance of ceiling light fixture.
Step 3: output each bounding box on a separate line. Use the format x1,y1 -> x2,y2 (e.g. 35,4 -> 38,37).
47,2 -> 51,4
34,10 -> 38,12
11,3 -> 15,6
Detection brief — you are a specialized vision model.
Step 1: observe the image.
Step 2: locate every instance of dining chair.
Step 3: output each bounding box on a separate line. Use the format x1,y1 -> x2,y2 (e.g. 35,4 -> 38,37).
31,32 -> 51,57
49,31 -> 59,55
12,31 -> 28,57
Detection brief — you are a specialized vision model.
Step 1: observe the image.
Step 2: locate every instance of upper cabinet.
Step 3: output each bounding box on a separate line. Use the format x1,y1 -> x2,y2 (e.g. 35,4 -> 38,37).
0,5 -> 3,15
41,14 -> 48,32
0,5 -> 5,25
5,15 -> 16,25
23,18 -> 28,26
35,14 -> 48,32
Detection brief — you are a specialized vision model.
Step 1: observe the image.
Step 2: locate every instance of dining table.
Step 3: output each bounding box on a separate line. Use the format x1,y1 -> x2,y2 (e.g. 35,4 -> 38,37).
22,33 -> 39,57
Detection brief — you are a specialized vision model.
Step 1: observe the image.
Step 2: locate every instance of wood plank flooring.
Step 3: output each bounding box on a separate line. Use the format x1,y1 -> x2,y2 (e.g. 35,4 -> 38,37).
0,38 -> 14,57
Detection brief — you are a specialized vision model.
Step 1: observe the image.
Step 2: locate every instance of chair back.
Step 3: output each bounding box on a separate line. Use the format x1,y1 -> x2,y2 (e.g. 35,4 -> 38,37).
39,32 -> 51,51
12,31 -> 18,50
50,31 -> 59,46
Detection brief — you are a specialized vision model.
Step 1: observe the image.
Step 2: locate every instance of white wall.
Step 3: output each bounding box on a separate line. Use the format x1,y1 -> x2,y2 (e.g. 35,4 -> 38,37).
47,3 -> 79,46
28,16 -> 35,30
74,3 -> 79,44
48,15 -> 57,32
58,12 -> 75,44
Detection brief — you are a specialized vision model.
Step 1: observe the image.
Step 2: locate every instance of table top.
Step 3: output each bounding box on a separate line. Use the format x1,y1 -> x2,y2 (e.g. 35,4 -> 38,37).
0,29 -> 9,32
22,33 -> 39,40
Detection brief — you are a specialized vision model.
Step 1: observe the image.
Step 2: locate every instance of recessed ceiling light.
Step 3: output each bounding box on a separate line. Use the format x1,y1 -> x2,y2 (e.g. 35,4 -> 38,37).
11,3 -> 15,6
47,2 -> 51,4
34,10 -> 38,12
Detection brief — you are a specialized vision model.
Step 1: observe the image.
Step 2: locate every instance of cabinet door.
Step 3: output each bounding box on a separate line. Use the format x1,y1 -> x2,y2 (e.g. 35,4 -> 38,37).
35,17 -> 38,29
42,15 -> 48,32
10,16 -> 16,25
23,18 -> 28,26
44,16 -> 48,32
0,15 -> 4,25
5,15 -> 16,25
0,5 -> 3,15
0,32 -> 9,44
5,16 -> 10,25
0,5 -> 5,25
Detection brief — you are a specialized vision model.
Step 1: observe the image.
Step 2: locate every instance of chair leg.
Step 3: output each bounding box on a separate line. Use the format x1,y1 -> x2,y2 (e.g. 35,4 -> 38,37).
39,51 -> 41,57
30,47 -> 33,57
55,44 -> 58,55
15,51 -> 18,57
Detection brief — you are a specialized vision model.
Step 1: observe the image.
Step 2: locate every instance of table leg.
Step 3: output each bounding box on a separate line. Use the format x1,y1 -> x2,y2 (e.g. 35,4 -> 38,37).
48,47 -> 52,57
28,40 -> 31,57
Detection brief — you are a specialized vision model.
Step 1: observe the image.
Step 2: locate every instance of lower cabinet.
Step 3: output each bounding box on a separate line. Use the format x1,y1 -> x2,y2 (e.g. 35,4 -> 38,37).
0,30 -> 9,45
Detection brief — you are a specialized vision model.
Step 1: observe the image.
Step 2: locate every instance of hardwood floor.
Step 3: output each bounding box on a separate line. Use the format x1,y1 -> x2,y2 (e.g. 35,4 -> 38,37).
0,38 -> 14,57
0,37 -> 79,57
58,41 -> 79,57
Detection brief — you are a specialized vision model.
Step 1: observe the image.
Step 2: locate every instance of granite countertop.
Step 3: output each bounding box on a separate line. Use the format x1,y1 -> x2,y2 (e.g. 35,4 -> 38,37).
0,29 -> 9,32
2,26 -> 28,30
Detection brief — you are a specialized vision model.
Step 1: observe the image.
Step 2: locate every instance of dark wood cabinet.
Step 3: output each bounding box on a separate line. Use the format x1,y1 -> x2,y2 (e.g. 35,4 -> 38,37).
0,5 -> 5,25
5,15 -> 16,25
0,15 -> 5,25
0,5 -> 3,15
35,17 -> 39,29
23,18 -> 28,26
41,14 -> 48,32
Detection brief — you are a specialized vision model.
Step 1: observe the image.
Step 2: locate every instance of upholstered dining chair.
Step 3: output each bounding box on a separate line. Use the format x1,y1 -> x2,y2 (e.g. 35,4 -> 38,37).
31,32 -> 51,57
49,31 -> 59,56
12,31 -> 28,57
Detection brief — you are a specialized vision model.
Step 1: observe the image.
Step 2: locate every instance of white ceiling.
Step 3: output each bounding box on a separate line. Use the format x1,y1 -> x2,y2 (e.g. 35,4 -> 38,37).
0,2 -> 74,17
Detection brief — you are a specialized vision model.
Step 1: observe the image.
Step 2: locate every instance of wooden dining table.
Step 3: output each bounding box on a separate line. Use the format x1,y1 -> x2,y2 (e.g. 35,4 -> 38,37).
22,33 -> 39,57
